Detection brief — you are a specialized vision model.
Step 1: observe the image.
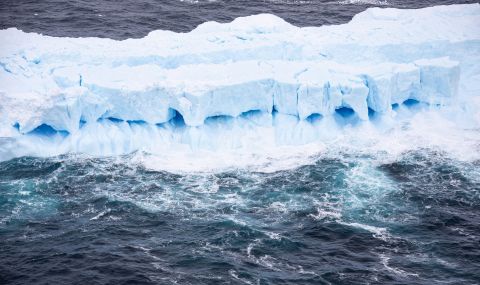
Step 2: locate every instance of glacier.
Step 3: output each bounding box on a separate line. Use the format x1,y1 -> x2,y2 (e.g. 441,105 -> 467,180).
0,4 -> 479,164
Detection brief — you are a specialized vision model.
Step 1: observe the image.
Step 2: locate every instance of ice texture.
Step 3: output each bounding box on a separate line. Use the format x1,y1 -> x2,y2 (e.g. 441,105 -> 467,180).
0,4 -> 479,161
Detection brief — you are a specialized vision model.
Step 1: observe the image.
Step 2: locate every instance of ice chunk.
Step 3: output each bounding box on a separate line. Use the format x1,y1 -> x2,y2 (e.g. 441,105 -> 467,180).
0,4 -> 478,161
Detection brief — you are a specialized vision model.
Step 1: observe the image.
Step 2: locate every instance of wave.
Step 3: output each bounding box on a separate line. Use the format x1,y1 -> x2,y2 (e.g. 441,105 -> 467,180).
338,0 -> 390,5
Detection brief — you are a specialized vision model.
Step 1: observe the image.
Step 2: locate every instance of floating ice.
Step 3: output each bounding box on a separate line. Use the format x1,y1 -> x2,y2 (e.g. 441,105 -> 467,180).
0,4 -> 479,163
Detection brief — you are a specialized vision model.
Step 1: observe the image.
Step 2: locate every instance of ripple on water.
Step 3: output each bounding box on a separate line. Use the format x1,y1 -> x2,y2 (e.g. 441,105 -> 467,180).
0,149 -> 479,284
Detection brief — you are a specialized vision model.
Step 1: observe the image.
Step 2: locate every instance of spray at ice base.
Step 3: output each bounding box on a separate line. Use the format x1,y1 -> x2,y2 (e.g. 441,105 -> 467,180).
0,4 -> 479,170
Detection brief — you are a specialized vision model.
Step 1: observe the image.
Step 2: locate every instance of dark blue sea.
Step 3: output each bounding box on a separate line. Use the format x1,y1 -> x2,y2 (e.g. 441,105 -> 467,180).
1,1 -> 480,284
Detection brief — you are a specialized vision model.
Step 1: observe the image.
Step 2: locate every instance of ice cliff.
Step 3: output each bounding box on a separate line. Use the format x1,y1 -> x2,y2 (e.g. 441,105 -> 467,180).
0,4 -> 479,161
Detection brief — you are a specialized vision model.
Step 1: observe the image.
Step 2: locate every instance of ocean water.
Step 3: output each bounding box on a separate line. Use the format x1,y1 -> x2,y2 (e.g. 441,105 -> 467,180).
1,151 -> 479,284
1,1 -> 480,284
0,0 -> 478,39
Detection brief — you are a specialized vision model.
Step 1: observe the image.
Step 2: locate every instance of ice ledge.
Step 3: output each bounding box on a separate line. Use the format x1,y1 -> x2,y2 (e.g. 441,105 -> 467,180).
0,57 -> 460,134
47,58 -> 458,129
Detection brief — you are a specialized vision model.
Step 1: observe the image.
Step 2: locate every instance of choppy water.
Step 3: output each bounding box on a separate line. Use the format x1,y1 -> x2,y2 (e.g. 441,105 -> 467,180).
1,1 -> 480,284
0,151 -> 479,284
0,0 -> 477,39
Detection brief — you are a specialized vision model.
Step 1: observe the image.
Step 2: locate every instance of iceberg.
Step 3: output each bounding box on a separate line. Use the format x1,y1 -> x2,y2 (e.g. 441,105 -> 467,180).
0,4 -> 479,161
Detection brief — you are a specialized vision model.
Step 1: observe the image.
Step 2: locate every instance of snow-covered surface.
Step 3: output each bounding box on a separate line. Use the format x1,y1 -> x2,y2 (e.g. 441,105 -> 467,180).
0,4 -> 479,168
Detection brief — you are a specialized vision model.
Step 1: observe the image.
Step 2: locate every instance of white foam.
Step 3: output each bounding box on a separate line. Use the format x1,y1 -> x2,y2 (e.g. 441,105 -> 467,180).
338,0 -> 389,6
138,102 -> 480,173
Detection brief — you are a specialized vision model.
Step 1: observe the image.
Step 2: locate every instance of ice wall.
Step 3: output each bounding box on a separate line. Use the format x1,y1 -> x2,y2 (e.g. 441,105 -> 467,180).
0,4 -> 479,161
